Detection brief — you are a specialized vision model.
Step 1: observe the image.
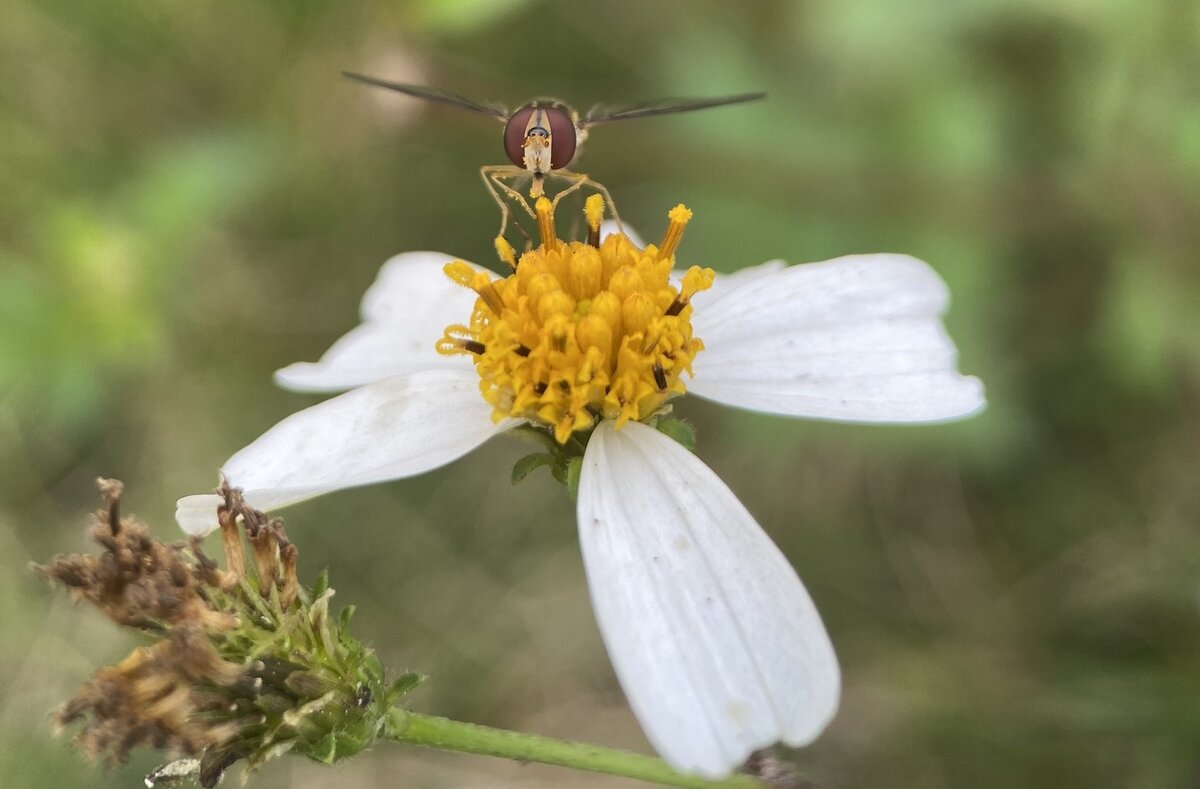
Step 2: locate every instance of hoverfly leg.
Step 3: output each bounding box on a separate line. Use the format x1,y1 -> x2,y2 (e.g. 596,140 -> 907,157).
548,171 -> 624,237
546,169 -> 589,217
480,165 -> 536,247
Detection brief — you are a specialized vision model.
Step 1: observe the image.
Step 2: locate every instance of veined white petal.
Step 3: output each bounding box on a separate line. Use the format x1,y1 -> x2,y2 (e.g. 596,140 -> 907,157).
694,258 -> 788,305
689,254 -> 985,422
274,252 -> 488,393
577,421 -> 840,778
176,494 -> 223,536
176,370 -> 511,535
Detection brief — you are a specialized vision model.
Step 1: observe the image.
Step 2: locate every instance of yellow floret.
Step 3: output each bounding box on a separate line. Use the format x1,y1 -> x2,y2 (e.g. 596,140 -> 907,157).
438,202 -> 713,443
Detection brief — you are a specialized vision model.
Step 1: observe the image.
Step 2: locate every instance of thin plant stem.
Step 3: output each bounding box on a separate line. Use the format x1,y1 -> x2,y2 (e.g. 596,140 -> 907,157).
384,709 -> 769,789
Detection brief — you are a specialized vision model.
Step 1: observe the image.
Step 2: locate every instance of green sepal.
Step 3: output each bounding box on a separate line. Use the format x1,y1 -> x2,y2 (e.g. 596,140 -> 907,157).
387,672 -> 425,702
512,423 -> 562,452
653,415 -> 697,451
565,456 -> 583,499
512,452 -> 555,485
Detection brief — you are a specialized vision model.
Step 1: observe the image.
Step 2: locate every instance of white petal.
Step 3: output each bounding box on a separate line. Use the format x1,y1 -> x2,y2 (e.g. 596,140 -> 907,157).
359,251 -> 488,323
600,219 -> 644,249
689,254 -> 985,422
176,369 -> 511,535
672,258 -> 787,301
176,494 -> 223,536
577,421 -> 840,778
274,252 -> 487,393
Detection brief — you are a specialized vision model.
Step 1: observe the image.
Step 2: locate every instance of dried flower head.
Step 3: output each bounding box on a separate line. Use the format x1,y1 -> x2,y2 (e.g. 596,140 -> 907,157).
36,479 -> 419,787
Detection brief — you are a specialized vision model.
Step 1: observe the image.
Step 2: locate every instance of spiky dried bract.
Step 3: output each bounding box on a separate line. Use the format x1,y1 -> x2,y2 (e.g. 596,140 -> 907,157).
37,480 -> 421,787
742,750 -> 816,789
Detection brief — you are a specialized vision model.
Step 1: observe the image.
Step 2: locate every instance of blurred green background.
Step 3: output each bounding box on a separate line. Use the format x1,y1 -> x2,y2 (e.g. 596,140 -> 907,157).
3,0 -> 1199,786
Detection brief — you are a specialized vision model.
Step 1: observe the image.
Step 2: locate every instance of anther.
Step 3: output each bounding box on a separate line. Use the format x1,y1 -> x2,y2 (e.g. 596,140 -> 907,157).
653,362 -> 668,391
478,282 -> 505,315
515,344 -> 531,357
658,204 -> 693,260
535,197 -> 558,251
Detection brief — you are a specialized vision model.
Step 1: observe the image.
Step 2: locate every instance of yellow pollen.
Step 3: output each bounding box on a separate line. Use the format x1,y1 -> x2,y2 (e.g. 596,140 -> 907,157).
494,236 -> 517,269
585,194 -> 605,247
438,202 -> 713,443
584,193 -> 605,232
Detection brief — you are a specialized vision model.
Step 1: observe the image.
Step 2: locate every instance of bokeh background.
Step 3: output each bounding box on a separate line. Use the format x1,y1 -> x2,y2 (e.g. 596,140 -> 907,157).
3,0 -> 1199,787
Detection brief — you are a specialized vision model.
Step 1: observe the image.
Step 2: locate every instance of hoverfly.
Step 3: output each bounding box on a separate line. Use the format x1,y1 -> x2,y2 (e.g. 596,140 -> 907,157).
343,71 -> 764,242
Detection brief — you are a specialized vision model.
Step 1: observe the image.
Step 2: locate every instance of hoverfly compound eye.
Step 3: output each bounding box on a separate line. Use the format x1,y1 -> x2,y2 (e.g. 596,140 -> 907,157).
545,106 -> 577,170
504,106 -> 536,167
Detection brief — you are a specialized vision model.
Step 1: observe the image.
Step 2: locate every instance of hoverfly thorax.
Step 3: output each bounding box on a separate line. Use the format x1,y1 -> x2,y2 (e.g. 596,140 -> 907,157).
503,102 -> 580,197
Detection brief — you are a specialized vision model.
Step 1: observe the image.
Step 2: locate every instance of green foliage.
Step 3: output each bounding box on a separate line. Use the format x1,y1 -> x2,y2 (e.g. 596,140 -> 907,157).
4,1 -> 1200,787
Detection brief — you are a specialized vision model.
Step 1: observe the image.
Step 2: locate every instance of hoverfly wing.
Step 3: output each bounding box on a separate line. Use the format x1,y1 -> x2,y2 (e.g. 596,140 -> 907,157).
581,92 -> 765,128
342,72 -> 509,120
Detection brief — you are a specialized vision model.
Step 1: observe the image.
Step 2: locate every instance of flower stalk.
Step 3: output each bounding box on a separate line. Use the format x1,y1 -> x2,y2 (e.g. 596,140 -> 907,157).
384,710 -> 769,789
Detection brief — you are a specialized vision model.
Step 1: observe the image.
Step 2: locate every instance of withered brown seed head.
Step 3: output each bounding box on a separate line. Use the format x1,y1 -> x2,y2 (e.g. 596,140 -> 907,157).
35,495 -> 211,632
37,479 -> 301,772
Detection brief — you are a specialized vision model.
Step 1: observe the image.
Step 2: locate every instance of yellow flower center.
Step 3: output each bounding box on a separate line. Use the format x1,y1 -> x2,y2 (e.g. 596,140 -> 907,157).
437,196 -> 715,444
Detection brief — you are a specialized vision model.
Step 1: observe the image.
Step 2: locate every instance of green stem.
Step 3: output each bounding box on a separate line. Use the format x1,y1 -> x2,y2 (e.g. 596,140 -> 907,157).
384,709 -> 768,789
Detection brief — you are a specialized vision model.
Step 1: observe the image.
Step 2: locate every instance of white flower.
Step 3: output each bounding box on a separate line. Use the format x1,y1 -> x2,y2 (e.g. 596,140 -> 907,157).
178,200 -> 984,778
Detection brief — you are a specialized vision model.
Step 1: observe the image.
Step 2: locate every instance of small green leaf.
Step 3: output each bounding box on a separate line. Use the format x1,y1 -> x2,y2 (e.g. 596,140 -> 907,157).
310,569 -> 330,599
388,672 -> 425,701
338,604 -> 357,630
565,456 -> 583,499
511,452 -> 555,485
654,415 -> 697,451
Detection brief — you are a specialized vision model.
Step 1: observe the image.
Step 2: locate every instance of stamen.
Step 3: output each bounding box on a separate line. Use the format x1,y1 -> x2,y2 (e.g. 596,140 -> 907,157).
444,262 -> 505,315
652,362 -> 667,391
217,505 -> 246,582
436,325 -> 485,357
585,193 -> 605,248
658,204 -> 693,261
535,197 -> 557,251
494,236 -> 517,270
666,265 -> 715,316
